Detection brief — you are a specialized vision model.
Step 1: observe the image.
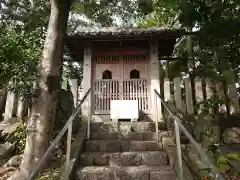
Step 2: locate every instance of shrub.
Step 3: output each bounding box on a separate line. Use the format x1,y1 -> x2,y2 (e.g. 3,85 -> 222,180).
5,123 -> 26,154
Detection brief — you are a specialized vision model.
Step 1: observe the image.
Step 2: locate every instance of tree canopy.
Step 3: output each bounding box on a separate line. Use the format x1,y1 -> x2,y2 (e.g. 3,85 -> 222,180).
1,0 -> 240,87
139,0 -> 180,27
0,27 -> 41,92
0,0 -> 156,91
163,0 -> 240,82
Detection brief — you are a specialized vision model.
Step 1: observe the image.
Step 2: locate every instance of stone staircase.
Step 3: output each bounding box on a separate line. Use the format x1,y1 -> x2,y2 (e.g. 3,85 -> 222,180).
74,121 -> 180,180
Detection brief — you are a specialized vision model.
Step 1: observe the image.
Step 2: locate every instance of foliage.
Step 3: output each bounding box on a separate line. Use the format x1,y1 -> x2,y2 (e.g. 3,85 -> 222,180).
216,153 -> 240,179
152,0 -> 240,86
0,0 -> 94,93
62,48 -> 83,80
139,0 -> 180,28
183,1 -> 239,79
0,27 -> 41,93
217,153 -> 240,172
72,0 -> 155,27
0,0 -> 81,93
0,0 -> 48,93
0,0 -> 172,93
197,151 -> 240,179
0,0 -> 50,37
1,0 -> 239,86
37,169 -> 63,180
37,151 -> 65,180
5,123 -> 26,154
197,96 -> 225,117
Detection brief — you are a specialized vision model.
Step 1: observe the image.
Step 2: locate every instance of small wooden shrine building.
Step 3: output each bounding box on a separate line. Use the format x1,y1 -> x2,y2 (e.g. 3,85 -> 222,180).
66,27 -> 185,122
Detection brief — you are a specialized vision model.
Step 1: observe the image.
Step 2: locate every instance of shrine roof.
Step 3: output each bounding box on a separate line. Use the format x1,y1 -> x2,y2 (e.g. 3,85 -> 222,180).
67,26 -> 187,39
65,26 -> 191,60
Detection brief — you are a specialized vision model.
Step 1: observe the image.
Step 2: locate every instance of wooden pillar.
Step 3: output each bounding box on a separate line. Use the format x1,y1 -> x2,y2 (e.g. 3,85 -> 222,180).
81,45 -> 92,121
3,90 -> 16,122
150,40 -> 162,121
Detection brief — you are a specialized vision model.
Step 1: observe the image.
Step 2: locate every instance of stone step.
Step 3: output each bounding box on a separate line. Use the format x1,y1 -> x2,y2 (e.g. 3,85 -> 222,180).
89,132 -> 163,141
87,122 -> 166,133
84,140 -> 164,152
79,151 -> 168,166
76,166 -> 176,180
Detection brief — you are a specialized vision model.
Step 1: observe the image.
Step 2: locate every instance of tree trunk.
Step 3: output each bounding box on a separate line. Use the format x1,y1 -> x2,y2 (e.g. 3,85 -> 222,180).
8,0 -> 70,179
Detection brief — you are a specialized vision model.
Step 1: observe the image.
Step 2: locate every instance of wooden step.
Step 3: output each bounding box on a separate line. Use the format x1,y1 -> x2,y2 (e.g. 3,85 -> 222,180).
79,151 -> 168,166
84,140 -> 164,152
76,166 -> 176,180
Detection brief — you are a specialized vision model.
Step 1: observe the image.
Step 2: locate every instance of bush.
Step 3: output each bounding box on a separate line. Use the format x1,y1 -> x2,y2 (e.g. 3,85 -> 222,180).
5,123 -> 26,154
217,153 -> 240,178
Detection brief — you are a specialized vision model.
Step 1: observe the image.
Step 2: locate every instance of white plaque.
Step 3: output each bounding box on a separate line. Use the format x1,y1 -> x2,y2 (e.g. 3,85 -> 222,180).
110,100 -> 139,120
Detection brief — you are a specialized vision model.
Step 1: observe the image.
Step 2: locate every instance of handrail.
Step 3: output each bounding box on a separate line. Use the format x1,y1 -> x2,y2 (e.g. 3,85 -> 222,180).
28,87 -> 92,180
154,89 -> 224,180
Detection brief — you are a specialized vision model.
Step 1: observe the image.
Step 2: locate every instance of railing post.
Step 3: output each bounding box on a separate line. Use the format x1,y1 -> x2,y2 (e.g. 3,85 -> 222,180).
65,122 -> 72,180
87,98 -> 91,140
155,92 -> 159,141
174,119 -> 183,180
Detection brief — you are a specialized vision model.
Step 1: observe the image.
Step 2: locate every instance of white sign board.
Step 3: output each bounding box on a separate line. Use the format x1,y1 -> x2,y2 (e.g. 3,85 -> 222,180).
110,100 -> 139,120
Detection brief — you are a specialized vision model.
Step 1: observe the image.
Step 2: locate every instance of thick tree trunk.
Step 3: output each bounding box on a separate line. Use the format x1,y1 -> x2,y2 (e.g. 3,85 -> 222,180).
8,0 -> 70,179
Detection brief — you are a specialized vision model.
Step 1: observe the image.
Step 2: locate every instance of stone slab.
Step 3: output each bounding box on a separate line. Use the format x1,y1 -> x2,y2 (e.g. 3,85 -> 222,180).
150,170 -> 176,180
84,140 -> 164,152
90,132 -> 119,140
141,151 -> 168,166
76,166 -> 176,180
109,152 -> 142,167
77,166 -> 115,180
84,141 -> 99,152
84,121 -> 167,133
121,132 -> 144,141
89,132 -> 158,141
98,141 -> 121,152
79,151 -> 168,166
